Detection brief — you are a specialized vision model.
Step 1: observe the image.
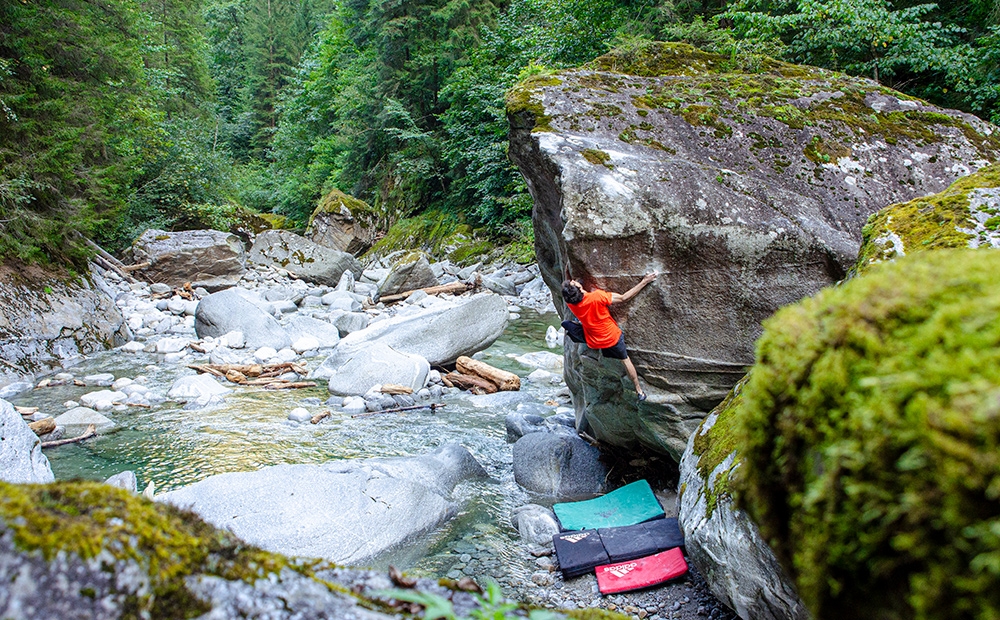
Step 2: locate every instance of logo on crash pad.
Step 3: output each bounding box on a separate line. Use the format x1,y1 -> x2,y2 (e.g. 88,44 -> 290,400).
603,562 -> 637,578
562,532 -> 591,543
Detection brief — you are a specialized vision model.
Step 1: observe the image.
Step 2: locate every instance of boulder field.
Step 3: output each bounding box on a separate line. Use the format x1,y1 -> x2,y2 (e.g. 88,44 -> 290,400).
507,42 -> 1000,459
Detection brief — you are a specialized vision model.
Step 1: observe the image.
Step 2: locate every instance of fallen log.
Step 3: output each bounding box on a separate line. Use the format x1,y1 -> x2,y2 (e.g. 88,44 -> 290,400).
378,281 -> 471,304
120,261 -> 150,272
351,403 -> 446,419
311,411 -> 332,424
456,356 -> 521,391
187,364 -> 226,379
440,375 -> 454,388
28,418 -> 56,436
41,424 -> 96,448
263,381 -> 316,390
445,372 -> 497,395
380,383 -> 414,395
15,406 -> 38,416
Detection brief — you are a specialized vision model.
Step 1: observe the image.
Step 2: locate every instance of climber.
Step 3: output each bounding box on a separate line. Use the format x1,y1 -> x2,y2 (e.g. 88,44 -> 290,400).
560,272 -> 657,401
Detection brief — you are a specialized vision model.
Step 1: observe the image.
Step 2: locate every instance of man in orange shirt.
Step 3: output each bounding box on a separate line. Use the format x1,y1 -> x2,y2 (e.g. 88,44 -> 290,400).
561,272 -> 658,401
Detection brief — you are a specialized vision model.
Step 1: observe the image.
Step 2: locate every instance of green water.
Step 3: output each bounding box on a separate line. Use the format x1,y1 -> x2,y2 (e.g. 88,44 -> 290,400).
12,310 -> 565,589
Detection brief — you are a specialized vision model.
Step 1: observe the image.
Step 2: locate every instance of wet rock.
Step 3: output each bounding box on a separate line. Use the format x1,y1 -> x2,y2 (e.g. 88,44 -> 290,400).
249,230 -> 362,287
52,407 -> 115,435
160,443 -> 489,564
131,228 -> 247,291
512,504 -> 561,545
195,289 -> 291,350
326,343 -> 429,397
515,352 -> 563,371
0,398 -> 54,483
167,375 -> 232,401
332,311 -> 369,336
482,275 -> 516,297
80,390 -> 126,409
288,408 -> 312,423
512,432 -> 607,498
313,294 -> 508,375
105,470 -> 138,493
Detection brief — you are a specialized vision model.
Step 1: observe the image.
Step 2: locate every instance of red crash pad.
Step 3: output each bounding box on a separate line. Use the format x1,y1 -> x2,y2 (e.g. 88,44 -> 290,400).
595,547 -> 688,595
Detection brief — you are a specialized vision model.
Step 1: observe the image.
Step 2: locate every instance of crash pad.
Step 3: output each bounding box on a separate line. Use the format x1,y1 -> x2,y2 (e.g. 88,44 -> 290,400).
596,547 -> 688,595
552,529 -> 609,579
553,479 -> 665,531
598,517 -> 685,563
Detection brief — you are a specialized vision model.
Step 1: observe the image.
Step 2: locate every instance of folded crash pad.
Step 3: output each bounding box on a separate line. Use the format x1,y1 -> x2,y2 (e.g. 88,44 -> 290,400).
598,517 -> 685,563
553,529 -> 609,579
554,480 -> 665,531
596,547 -> 688,595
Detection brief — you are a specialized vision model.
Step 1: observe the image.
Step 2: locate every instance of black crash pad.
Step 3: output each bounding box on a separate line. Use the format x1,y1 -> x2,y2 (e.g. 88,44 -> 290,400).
553,529 -> 609,579
598,517 -> 685,563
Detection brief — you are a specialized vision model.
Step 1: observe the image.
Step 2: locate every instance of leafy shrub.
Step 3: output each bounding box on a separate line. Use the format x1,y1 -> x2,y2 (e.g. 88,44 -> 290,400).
734,248 -> 1000,620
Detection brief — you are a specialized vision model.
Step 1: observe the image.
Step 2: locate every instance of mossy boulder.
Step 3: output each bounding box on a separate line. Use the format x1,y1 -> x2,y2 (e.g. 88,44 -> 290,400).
307,188 -> 378,256
732,249 -> 1000,620
365,210 -> 496,266
677,381 -> 808,620
507,40 -> 999,459
855,163 -> 1000,276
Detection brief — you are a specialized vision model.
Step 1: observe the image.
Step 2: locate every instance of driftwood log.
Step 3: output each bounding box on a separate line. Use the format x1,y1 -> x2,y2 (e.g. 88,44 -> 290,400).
188,362 -> 306,383
378,281 -> 471,304
455,356 -> 521,391
351,403 -> 446,419
311,411 -> 331,424
41,424 -> 96,448
380,383 -> 414,395
28,417 -> 56,436
445,372 -> 497,395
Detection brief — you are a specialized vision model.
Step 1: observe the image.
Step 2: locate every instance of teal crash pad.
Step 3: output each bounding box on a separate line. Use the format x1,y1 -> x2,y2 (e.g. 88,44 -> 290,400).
553,480 -> 665,531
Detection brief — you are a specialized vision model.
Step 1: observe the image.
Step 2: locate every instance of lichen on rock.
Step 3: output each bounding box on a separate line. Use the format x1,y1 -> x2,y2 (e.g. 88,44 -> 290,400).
855,163 -> 1000,275
733,249 -> 1000,620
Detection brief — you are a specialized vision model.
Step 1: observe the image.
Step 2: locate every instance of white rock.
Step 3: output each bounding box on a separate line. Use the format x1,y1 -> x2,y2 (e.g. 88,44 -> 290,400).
164,352 -> 187,363
82,373 -> 115,387
53,407 -> 115,434
288,408 -> 312,423
515,351 -> 564,370
223,331 -> 245,349
526,369 -> 555,383
80,390 -> 127,409
167,375 -> 232,400
254,347 -> 278,362
277,348 -> 298,362
111,377 -> 134,391
63,401 -> 79,409
156,338 -> 189,354
292,336 -> 319,354
121,341 -> 145,353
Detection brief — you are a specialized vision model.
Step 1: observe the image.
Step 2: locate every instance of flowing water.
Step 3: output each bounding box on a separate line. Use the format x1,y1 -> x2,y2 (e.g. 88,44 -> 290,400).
11,310 -> 566,595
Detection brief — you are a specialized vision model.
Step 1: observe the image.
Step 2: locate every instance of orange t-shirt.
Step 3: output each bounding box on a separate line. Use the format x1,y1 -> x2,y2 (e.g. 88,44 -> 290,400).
567,289 -> 622,349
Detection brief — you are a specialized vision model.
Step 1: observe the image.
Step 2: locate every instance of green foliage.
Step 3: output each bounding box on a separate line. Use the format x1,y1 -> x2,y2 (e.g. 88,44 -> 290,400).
733,248 -> 1000,620
0,0 -> 158,264
381,581 -> 566,620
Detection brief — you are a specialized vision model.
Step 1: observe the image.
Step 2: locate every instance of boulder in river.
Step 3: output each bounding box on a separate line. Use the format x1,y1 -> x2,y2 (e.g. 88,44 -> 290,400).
512,431 -> 607,498
326,342 -> 430,396
249,230 -> 362,286
306,188 -> 378,256
507,42 -> 1000,459
167,375 -> 232,401
195,288 -> 291,350
377,253 -> 439,299
0,398 -> 54,484
131,228 -> 247,291
312,293 -> 509,375
52,407 -> 115,435
160,443 -> 489,565
283,314 -> 341,349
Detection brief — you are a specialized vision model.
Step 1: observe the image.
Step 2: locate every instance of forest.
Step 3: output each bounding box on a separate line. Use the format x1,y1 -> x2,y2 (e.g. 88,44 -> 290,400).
1,0 -> 997,265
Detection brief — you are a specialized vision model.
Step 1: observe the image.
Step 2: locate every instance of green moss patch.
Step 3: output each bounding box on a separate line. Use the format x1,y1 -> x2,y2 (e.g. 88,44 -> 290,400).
690,377 -> 749,518
506,75 -> 561,133
0,481 -> 294,618
733,249 -> 1000,620
855,163 -> 1000,275
582,149 -> 613,168
309,188 -> 375,228
366,210 -> 496,265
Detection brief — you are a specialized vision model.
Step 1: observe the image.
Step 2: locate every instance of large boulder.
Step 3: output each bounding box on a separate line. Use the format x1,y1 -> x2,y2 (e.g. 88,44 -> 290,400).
160,443 -> 489,565
0,480 -> 408,619
195,289 -> 291,350
733,249 -> 1000,620
855,162 -> 1000,276
326,343 -> 430,396
52,407 -> 115,435
0,399 -> 54,484
377,253 -> 440,299
512,431 -> 607,498
678,382 -> 808,620
0,264 -> 129,386
312,293 -> 509,376
306,188 -> 377,256
249,230 -> 362,286
131,228 -> 247,291
507,42 -> 1000,459
283,314 -> 341,349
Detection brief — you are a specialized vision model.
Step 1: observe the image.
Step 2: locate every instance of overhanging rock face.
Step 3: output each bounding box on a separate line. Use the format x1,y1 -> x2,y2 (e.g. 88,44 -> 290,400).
507,42 -> 1000,459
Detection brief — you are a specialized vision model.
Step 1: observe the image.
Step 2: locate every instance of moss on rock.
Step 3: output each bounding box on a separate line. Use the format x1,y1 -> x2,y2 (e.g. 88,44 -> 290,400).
690,377 -> 748,519
733,249 -> 1000,620
855,163 -> 1000,275
0,480 -> 295,618
309,188 -> 375,227
366,210 -> 496,265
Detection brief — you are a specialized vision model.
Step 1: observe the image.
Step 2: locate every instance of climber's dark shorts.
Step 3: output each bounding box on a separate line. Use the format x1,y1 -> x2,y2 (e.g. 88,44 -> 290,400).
601,334 -> 628,360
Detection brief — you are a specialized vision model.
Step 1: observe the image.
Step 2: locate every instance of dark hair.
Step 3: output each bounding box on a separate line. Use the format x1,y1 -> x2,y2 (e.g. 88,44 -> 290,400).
561,280 -> 583,304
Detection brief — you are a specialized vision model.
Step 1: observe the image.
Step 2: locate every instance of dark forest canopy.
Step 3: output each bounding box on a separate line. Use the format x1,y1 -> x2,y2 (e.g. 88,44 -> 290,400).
1,0 -> 997,265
